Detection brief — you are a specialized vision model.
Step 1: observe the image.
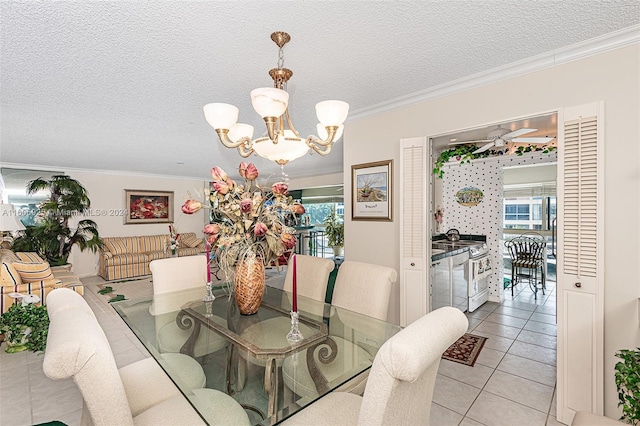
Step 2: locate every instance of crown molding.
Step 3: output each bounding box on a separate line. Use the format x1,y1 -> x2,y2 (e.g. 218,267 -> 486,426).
349,25 -> 640,121
0,162 -> 208,181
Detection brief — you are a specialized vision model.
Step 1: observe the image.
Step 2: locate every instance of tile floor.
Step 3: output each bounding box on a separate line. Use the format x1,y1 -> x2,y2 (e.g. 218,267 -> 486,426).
0,275 -> 561,426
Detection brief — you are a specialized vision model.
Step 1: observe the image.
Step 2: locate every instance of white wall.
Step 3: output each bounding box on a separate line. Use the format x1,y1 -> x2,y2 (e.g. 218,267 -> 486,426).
344,45 -> 639,417
66,170 -> 207,277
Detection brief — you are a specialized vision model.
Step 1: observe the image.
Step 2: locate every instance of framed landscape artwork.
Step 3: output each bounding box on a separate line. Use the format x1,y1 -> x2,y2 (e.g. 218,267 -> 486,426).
351,160 -> 393,221
124,190 -> 174,224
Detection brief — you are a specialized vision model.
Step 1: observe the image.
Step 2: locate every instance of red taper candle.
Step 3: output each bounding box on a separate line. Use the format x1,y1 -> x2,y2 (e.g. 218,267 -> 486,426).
292,254 -> 297,312
205,242 -> 211,282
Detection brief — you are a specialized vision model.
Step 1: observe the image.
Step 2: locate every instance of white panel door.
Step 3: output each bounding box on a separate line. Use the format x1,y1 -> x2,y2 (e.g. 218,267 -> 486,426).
557,102 -> 604,424
399,137 -> 428,327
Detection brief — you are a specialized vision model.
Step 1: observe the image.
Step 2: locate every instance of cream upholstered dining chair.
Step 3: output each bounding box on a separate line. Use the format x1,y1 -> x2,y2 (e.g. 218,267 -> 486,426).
149,256 -> 227,357
236,254 -> 335,390
282,260 -> 397,400
43,288 -> 250,426
282,307 -> 468,426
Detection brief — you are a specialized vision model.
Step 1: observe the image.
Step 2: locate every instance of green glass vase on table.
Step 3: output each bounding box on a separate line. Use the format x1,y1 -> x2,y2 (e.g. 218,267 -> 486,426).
181,162 -> 301,315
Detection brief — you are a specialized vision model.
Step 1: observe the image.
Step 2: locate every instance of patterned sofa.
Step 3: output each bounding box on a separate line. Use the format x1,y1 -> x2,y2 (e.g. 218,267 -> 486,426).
0,249 -> 83,314
98,233 -> 205,281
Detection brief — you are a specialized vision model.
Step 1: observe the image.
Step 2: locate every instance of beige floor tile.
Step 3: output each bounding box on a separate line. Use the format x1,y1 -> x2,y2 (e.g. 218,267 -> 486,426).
430,402 -> 464,425
432,374 -> 481,415
466,391 -> 548,426
0,408 -> 31,426
492,306 -> 533,320
524,320 -> 557,336
460,417 -> 486,426
534,304 -> 556,316
508,340 -> 556,366
484,370 -> 554,413
516,330 -> 557,350
467,317 -> 484,332
497,354 -> 556,387
470,331 -> 514,353
484,313 -> 528,328
550,388 -> 557,414
467,309 -> 492,320
475,347 -> 505,369
474,321 -> 522,340
437,359 -> 495,389
530,312 -> 556,325
546,415 -> 564,426
0,349 -> 28,372
502,299 -> 538,312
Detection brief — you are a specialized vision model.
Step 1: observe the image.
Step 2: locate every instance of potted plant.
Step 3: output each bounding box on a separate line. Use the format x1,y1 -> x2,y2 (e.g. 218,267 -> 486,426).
323,207 -> 344,256
615,348 -> 640,425
12,175 -> 103,266
0,302 -> 49,353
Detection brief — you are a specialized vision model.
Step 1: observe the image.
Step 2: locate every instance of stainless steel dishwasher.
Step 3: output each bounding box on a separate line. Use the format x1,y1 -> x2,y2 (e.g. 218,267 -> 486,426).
450,251 -> 470,312
430,251 -> 469,312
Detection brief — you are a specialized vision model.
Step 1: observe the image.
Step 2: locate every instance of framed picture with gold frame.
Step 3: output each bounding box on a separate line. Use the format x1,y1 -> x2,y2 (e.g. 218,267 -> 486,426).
351,160 -> 392,221
124,190 -> 174,224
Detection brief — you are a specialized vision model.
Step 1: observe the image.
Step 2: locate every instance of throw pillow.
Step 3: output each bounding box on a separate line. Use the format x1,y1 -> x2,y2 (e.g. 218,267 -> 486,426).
0,262 -> 22,286
180,234 -> 202,248
16,252 -> 46,263
104,238 -> 128,255
12,261 -> 54,283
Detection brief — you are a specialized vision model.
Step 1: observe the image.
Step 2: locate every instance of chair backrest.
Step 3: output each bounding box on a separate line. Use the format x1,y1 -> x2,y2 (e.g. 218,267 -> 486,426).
505,236 -> 546,262
358,307 -> 468,426
332,260 -> 397,321
43,289 -> 135,426
150,255 -> 207,295
283,255 -> 334,302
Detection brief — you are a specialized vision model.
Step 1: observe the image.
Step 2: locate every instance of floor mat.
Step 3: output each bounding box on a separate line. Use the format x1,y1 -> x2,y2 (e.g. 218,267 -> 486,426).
442,333 -> 487,367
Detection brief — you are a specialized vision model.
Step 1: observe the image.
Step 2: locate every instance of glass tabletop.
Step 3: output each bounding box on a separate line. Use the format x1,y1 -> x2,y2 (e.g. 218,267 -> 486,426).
112,285 -> 401,425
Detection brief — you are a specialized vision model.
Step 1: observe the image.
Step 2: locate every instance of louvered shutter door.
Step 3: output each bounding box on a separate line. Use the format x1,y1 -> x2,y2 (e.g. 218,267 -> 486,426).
399,137 -> 428,326
557,103 -> 604,424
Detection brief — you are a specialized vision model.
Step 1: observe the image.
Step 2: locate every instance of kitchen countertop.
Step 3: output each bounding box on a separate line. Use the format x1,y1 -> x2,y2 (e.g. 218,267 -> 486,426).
431,234 -> 487,262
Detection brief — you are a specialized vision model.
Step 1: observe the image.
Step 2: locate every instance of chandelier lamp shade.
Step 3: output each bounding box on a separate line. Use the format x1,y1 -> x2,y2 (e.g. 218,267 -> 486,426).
203,31 -> 349,165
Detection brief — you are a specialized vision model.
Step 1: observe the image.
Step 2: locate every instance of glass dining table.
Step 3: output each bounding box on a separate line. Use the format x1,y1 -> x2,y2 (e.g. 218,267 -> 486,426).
112,284 -> 401,425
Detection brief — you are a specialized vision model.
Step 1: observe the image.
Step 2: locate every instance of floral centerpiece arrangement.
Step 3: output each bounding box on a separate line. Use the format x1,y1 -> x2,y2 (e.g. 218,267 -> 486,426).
181,162 -> 302,314
167,224 -> 179,256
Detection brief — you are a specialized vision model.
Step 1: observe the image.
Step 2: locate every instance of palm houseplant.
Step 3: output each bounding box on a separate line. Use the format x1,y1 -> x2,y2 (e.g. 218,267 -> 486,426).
323,207 -> 344,256
12,175 -> 103,266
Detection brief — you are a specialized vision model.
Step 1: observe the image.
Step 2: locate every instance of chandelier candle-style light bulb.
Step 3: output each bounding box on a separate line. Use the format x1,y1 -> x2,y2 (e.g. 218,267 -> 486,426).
203,31 -> 349,166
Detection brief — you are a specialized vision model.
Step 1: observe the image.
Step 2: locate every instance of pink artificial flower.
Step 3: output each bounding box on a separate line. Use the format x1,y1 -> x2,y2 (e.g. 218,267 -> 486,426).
245,163 -> 259,180
207,234 -> 219,244
240,198 -> 253,213
227,178 -> 237,189
254,222 -> 268,237
181,199 -> 203,214
238,162 -> 248,178
211,166 -> 228,182
203,223 -> 220,235
212,180 -> 230,195
271,182 -> 289,196
280,232 -> 296,249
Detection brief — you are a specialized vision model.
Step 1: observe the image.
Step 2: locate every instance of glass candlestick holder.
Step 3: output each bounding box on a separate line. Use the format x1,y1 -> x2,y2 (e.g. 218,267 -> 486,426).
286,311 -> 304,343
203,281 -> 215,302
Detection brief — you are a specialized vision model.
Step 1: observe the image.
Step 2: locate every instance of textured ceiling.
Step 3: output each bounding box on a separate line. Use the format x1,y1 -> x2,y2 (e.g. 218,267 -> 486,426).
1,1 -> 638,181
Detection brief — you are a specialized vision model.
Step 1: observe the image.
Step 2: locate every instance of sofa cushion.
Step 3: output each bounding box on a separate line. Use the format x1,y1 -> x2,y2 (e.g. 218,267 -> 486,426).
147,251 -> 169,261
139,235 -> 169,253
179,233 -> 202,248
12,261 -> 54,283
0,249 -> 21,263
104,237 -> 130,255
105,253 -> 149,267
177,248 -> 204,257
16,252 -> 46,263
1,262 -> 22,286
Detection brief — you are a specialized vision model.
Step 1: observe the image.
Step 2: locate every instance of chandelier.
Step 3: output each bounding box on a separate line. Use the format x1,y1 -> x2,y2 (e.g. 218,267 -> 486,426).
203,31 -> 349,166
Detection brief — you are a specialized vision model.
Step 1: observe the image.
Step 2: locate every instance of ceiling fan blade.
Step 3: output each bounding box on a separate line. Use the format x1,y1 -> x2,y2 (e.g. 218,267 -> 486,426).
448,139 -> 490,145
511,137 -> 555,144
472,141 -> 495,154
502,128 -> 537,139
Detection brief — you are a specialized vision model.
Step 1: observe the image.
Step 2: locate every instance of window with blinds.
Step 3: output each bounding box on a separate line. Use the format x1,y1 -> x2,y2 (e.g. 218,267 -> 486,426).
563,116 -> 598,277
401,144 -> 425,258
